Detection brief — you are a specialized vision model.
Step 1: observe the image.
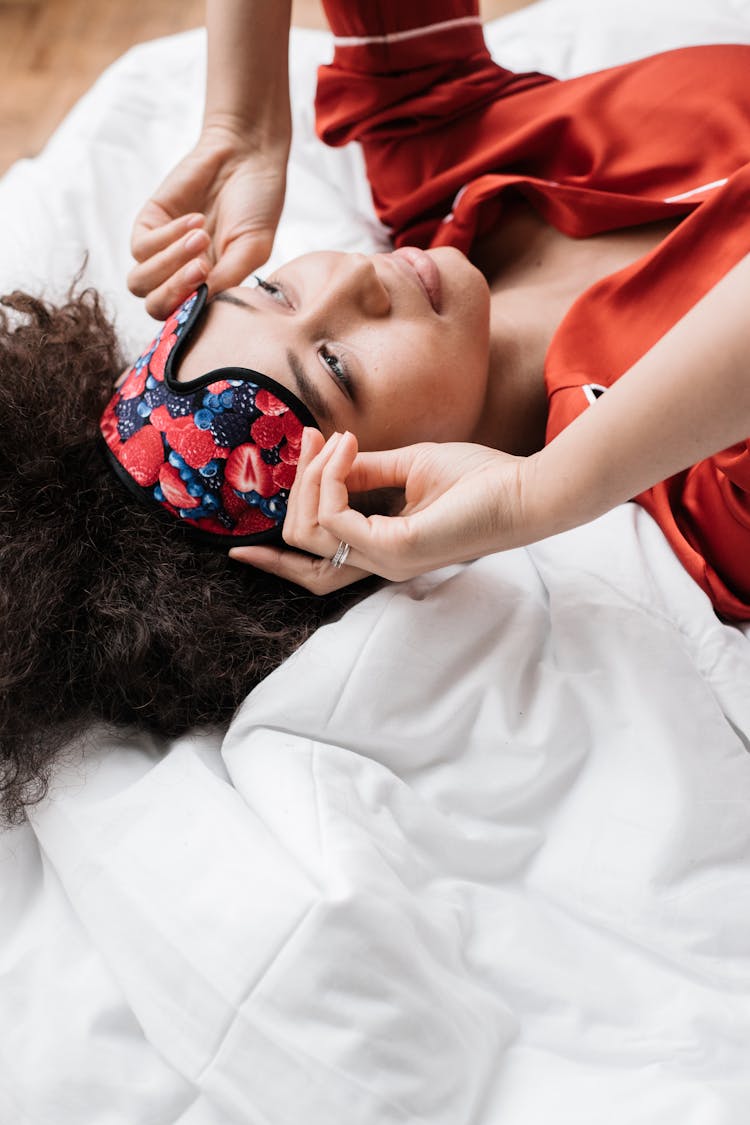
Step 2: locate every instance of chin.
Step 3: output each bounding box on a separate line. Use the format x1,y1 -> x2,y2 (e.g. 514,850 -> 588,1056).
429,245 -> 490,306
428,248 -> 491,365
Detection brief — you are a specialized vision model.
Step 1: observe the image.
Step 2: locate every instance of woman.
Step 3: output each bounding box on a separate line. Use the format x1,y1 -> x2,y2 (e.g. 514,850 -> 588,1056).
130,0 -> 750,617
0,284 -> 371,826
3,1 -> 749,824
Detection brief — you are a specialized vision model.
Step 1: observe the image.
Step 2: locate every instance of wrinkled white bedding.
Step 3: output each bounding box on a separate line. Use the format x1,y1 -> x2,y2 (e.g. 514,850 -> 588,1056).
2,2 -> 750,1123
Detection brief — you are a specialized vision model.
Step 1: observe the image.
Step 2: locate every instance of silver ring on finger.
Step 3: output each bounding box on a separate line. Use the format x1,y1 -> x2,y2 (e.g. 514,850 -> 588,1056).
330,540 -> 351,569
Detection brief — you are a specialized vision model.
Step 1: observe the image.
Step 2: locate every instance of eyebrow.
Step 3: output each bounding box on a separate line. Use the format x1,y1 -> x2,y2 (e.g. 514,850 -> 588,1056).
212,291 -> 332,424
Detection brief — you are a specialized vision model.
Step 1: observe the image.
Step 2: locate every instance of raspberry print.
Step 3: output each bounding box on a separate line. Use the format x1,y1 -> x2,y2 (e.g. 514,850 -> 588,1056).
164,416 -> 217,469
272,461 -> 296,490
220,483 -> 251,521
119,426 -> 164,487
282,410 -> 304,446
119,368 -> 148,401
149,332 -> 177,378
234,507 -> 276,535
251,414 -> 286,449
147,405 -> 172,431
255,389 -> 287,416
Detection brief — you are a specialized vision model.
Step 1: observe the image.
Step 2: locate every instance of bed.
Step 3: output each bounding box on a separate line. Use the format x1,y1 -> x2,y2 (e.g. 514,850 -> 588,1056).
2,1 -> 750,1122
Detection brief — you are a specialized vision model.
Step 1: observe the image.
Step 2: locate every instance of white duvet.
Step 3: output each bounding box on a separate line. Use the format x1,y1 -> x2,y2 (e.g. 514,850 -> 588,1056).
2,2 -> 750,1123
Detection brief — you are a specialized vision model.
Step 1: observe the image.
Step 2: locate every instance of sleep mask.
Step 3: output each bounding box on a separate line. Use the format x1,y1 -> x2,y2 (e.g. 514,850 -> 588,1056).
100,286 -> 320,545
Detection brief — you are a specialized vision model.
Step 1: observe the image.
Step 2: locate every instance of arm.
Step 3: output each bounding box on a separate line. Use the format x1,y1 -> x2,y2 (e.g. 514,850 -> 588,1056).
230,253 -> 750,591
202,0 -> 291,150
524,251 -> 750,541
129,1 -> 292,318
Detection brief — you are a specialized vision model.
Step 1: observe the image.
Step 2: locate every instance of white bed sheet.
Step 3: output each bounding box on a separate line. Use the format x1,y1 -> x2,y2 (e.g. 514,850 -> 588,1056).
1,3 -> 750,1123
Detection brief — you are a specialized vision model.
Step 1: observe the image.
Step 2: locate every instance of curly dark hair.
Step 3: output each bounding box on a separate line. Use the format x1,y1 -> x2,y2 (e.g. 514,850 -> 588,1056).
0,286 -> 370,827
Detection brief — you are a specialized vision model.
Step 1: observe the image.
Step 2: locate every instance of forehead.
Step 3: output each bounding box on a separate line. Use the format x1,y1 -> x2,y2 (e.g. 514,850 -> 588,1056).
174,292 -> 331,424
175,294 -> 284,384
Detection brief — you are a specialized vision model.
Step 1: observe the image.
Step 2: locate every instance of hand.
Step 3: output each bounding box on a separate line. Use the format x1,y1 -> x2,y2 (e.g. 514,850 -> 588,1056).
128,125 -> 288,318
228,430 -> 536,595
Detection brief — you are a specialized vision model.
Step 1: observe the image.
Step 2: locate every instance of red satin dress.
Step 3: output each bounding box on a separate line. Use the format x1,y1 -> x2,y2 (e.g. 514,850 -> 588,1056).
316,0 -> 750,619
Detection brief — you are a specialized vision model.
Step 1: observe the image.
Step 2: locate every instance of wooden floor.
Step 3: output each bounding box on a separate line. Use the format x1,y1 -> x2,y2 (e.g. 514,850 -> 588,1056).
0,0 -> 537,174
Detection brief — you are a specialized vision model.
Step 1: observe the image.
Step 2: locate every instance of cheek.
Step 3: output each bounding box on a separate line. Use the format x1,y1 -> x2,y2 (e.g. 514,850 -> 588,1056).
414,320 -> 489,441
381,345 -> 487,445
355,304 -> 490,448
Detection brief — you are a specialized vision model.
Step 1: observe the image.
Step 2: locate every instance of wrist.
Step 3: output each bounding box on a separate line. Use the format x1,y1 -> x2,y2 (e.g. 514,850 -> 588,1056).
504,451 -> 567,548
204,0 -> 292,150
201,109 -> 291,154
197,118 -> 291,170
518,440 -> 608,545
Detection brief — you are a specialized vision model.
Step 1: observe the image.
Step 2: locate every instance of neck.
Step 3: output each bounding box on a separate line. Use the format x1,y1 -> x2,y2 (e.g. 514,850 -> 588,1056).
473,304 -> 551,455
469,199 -> 680,456
471,206 -> 571,455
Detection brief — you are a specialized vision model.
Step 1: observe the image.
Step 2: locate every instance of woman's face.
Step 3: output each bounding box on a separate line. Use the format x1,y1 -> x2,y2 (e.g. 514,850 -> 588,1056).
175,247 -> 491,451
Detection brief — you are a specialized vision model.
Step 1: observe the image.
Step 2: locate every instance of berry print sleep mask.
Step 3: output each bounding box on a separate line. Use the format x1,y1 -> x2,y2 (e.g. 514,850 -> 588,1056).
99,286 -> 320,545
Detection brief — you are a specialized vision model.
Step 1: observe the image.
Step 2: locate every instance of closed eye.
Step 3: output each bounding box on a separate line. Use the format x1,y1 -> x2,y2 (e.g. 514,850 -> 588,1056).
319,345 -> 351,393
253,274 -> 291,307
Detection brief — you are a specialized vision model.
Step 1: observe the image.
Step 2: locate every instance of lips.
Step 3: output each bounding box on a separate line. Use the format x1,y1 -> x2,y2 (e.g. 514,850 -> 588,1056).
390,247 -> 442,313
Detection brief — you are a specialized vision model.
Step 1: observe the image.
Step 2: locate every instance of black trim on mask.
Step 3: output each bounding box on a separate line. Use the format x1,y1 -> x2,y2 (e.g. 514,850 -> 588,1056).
163,284 -> 320,432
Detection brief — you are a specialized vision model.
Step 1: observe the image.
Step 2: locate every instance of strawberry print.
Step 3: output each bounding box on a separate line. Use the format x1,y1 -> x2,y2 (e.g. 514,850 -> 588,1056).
225,444 -> 277,497
159,464 -> 201,509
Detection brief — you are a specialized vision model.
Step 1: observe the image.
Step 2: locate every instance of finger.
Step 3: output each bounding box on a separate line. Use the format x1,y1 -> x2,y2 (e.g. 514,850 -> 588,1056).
288,426 -> 327,498
283,427 -> 326,528
317,435 -> 417,572
228,543 -> 370,595
142,264 -> 211,321
128,226 -> 211,299
317,429 -> 377,544
338,445 -> 420,494
282,430 -> 347,557
131,202 -> 206,261
282,431 -> 377,572
206,230 -> 276,295
285,430 -> 339,535
140,259 -> 213,320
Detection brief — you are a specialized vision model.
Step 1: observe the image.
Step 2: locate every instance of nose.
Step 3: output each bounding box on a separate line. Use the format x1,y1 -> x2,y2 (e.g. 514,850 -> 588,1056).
310,253 -> 391,322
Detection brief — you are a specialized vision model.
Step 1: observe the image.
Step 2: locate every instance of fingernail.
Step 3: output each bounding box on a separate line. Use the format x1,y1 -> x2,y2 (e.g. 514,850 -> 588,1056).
185,260 -> 207,283
185,213 -> 205,230
185,230 -> 207,253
